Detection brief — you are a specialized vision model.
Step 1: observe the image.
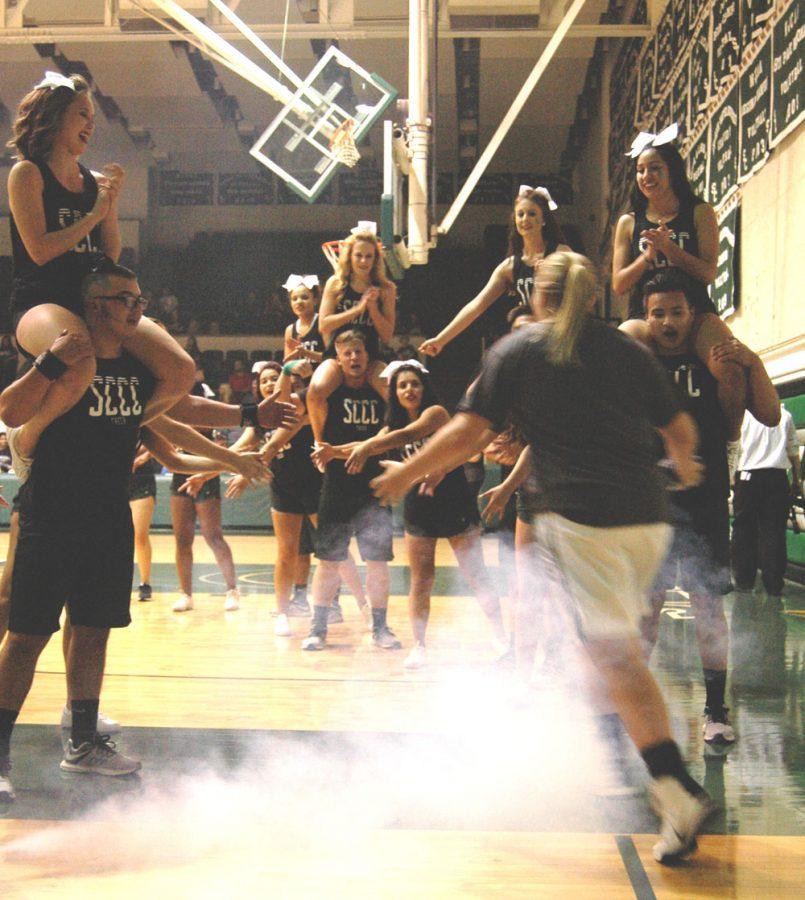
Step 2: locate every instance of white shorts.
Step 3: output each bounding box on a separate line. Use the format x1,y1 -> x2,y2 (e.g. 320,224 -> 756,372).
533,513 -> 671,641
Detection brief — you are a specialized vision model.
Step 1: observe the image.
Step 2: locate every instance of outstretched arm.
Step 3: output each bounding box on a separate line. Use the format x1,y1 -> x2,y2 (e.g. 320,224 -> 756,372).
345,407 -> 449,473
419,260 -> 512,356
658,411 -> 703,489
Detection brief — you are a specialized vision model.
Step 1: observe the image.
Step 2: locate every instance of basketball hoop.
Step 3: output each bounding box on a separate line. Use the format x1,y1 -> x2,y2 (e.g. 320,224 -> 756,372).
329,119 -> 360,168
321,240 -> 344,271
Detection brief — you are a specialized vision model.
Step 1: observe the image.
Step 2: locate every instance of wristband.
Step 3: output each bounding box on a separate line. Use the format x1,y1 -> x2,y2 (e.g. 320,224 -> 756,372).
240,403 -> 259,428
33,350 -> 68,381
282,362 -> 297,376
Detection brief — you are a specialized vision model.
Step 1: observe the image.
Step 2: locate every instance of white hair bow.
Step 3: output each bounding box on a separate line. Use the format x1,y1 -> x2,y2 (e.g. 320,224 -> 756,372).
351,220 -> 377,236
380,359 -> 429,380
518,185 -> 558,210
283,274 -> 320,292
35,71 -> 77,91
625,123 -> 679,158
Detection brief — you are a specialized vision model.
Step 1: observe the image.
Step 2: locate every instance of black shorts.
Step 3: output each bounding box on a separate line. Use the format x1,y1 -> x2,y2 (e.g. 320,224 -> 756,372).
129,473 -> 156,502
404,490 -> 479,539
10,514 -> 134,635
171,474 -> 221,502
653,493 -> 731,596
271,480 -> 320,516
316,499 -> 393,562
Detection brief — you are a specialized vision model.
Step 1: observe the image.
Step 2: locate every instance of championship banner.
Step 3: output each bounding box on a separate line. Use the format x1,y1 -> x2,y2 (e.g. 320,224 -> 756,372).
771,0 -> 804,146
739,37 -> 772,179
638,37 -> 658,121
656,6 -> 675,89
672,59 -> 691,139
709,82 -> 740,205
711,0 -> 741,86
217,172 -> 275,205
158,171 -> 214,206
672,0 -> 692,56
742,0 -> 775,48
687,125 -> 710,200
690,18 -> 713,124
711,204 -> 740,318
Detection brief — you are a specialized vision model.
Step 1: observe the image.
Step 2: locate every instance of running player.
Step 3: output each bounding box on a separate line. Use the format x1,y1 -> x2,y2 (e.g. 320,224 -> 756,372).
419,187 -> 569,356
306,227 -> 396,447
3,72 -> 195,430
612,126 -> 780,471
345,360 -> 506,668
0,261 -> 253,801
303,329 -> 399,651
373,251 -> 715,864
637,270 -> 779,745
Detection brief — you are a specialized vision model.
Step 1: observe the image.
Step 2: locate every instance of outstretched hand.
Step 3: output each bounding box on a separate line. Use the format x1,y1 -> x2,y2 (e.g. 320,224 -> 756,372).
370,459 -> 409,505
418,337 -> 443,358
257,393 -> 298,430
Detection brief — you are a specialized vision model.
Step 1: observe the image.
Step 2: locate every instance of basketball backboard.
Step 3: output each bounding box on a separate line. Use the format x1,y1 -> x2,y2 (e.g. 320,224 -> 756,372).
250,45 -> 397,203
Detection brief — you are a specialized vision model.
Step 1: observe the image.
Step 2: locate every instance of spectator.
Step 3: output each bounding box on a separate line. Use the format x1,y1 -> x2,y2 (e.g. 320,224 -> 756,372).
156,286 -> 180,332
0,432 -> 11,473
219,359 -> 251,403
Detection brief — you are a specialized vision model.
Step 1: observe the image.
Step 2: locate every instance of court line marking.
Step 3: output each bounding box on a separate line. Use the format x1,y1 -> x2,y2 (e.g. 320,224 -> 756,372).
33,669 -> 448,686
615,834 -> 656,900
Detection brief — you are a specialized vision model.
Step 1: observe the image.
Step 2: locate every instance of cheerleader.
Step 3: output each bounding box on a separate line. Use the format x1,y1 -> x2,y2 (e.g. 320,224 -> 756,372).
128,440 -> 161,602
345,360 -> 506,668
419,187 -> 569,356
282,274 -> 325,366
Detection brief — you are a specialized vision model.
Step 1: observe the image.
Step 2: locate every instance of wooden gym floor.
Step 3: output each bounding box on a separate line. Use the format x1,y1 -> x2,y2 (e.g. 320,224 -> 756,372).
0,532 -> 803,898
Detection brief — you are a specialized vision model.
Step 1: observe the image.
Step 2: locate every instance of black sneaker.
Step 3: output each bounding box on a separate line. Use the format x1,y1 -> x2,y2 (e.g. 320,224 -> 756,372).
138,583 -> 152,602
372,625 -> 402,650
328,598 -> 344,625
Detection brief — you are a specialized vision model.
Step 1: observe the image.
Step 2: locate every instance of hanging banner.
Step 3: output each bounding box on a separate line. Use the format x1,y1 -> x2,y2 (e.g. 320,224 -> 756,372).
672,59 -> 691,139
672,0 -> 692,56
709,82 -> 740,205
711,204 -> 740,318
687,125 -> 710,199
158,171 -> 214,206
739,37 -> 772,179
217,172 -> 275,205
655,93 -> 674,135
712,0 -> 741,86
771,0 -> 805,146
690,19 -> 712,123
656,7 -> 675,89
742,0 -> 775,48
638,38 -> 658,121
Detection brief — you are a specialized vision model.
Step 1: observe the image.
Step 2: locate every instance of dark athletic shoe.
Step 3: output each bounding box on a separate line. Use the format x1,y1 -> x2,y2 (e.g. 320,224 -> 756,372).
138,583 -> 152,602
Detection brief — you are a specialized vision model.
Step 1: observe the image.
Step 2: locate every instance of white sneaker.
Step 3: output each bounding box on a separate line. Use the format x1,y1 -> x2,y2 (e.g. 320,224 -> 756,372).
302,633 -> 327,651
172,594 -> 193,612
274,613 -> 291,637
224,589 -> 240,611
649,776 -> 715,863
404,645 -> 427,669
0,772 -> 15,802
703,710 -> 736,744
60,735 -> 141,777
60,706 -> 121,735
727,440 -> 742,484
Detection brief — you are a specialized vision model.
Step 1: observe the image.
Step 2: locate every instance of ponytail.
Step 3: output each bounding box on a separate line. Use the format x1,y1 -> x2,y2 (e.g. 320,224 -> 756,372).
535,252 -> 597,366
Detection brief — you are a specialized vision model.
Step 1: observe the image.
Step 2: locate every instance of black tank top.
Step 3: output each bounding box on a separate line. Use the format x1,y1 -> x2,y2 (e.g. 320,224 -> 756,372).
628,199 -> 715,318
291,314 -> 324,357
270,422 -> 321,490
657,348 -> 729,500
327,283 -> 381,359
10,159 -> 102,315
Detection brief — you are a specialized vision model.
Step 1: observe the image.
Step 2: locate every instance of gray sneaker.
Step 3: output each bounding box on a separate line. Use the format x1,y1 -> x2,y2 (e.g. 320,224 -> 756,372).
327,598 -> 344,624
372,625 -> 402,650
287,596 -> 311,617
60,735 -> 141,777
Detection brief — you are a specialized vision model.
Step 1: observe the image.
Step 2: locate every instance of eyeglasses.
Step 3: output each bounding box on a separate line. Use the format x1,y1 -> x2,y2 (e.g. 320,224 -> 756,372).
93,293 -> 150,311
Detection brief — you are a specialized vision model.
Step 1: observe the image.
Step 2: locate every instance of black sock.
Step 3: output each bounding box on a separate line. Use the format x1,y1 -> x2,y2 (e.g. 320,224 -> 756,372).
703,669 -> 727,715
70,699 -> 99,747
0,708 -> 20,772
312,605 -> 329,636
371,607 -> 387,632
641,740 -> 704,796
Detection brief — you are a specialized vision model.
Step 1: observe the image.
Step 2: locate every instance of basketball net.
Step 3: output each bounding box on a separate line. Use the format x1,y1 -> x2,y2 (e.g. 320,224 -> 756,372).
329,119 -> 360,168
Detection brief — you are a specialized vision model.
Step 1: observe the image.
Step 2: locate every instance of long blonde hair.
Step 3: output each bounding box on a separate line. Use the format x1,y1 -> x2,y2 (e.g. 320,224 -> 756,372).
335,231 -> 390,290
535,251 -> 597,365
7,74 -> 91,161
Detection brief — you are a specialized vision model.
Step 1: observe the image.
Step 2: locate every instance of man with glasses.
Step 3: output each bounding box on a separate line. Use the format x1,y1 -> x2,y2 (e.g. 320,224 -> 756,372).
0,261 -> 280,800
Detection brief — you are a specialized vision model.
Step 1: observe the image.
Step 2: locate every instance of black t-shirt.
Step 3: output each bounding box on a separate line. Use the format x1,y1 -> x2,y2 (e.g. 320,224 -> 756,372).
22,353 -> 156,528
460,320 -> 680,526
326,283 -> 382,359
628,199 -> 715,318
10,159 -> 102,315
321,380 -> 385,510
656,349 -> 729,502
